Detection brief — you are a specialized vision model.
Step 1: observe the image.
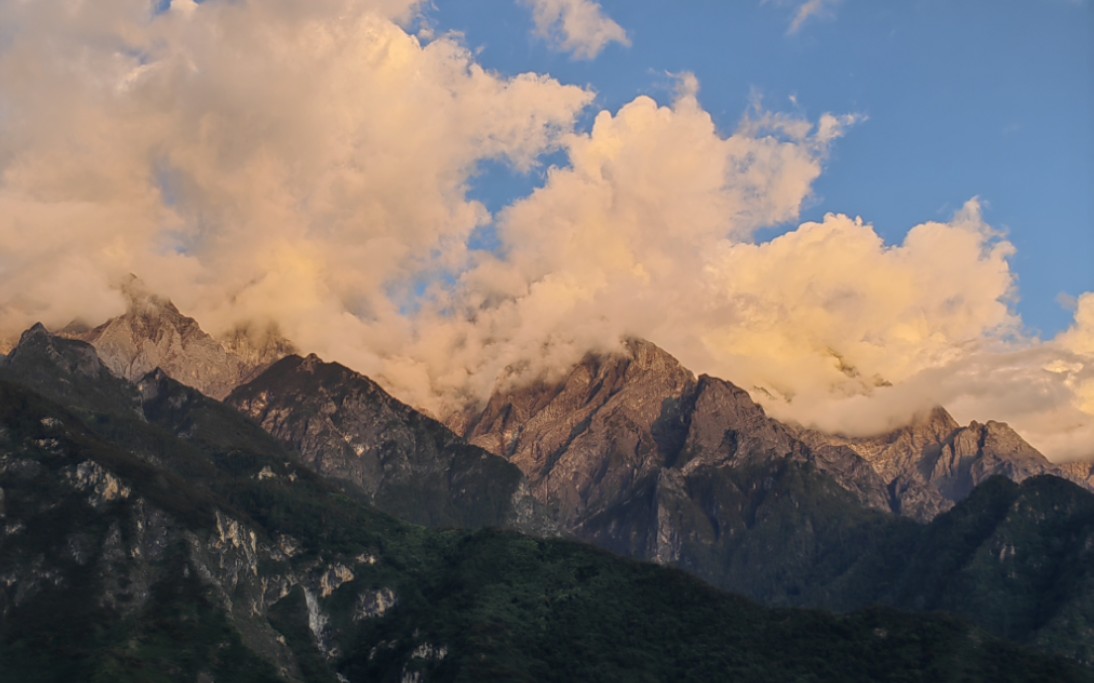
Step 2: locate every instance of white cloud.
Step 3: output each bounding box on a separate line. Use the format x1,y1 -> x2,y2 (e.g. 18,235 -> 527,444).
0,1 -> 1088,463
0,0 -> 591,352
376,79 -> 860,409
523,0 -> 630,59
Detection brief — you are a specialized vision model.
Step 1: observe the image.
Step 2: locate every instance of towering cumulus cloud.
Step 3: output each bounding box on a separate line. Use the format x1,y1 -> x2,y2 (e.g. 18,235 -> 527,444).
0,0 -> 1089,460
399,79 -> 857,401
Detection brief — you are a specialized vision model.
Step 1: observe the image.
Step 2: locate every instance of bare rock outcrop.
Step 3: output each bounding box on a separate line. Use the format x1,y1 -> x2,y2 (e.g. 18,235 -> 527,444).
62,276 -> 292,399
794,407 -> 1089,521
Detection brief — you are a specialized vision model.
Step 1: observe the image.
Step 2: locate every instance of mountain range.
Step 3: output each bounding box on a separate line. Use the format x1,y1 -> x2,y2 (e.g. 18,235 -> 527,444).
2,289 -> 1093,679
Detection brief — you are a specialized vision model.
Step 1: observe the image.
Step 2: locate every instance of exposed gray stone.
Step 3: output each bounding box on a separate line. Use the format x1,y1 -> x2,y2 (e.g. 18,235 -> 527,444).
793,407 -> 1092,521
62,276 -> 292,399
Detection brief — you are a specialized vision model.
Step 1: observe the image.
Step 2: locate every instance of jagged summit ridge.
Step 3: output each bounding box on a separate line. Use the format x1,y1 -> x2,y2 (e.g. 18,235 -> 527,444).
456,337 -> 1093,525
61,277 -> 293,399
452,336 -> 895,586
793,405 -> 1089,521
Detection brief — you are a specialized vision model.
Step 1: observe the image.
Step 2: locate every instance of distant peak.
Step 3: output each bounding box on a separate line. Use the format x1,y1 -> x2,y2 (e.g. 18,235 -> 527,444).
118,277 -> 180,317
909,405 -> 959,433
617,337 -> 693,376
962,419 -> 1018,436
978,419 -> 1031,445
220,320 -> 298,365
16,322 -> 54,347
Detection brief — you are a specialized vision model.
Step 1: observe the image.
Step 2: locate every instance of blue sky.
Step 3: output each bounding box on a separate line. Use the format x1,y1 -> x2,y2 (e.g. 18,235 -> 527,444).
429,0 -> 1092,338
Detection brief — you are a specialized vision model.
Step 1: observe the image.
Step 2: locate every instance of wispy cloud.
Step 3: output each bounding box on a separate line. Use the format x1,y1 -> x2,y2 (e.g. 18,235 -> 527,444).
780,0 -> 842,35
523,0 -> 630,59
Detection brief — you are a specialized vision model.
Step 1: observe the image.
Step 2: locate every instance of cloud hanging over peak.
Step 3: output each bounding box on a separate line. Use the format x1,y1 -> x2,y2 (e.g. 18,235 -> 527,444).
0,0 -> 1089,462
523,0 -> 630,59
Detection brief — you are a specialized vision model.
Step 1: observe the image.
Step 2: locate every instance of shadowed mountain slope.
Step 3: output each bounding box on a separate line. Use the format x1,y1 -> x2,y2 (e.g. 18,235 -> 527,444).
227,354 -> 554,534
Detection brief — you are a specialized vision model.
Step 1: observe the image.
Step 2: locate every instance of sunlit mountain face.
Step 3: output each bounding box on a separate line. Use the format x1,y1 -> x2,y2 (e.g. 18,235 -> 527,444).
0,1 -> 1090,679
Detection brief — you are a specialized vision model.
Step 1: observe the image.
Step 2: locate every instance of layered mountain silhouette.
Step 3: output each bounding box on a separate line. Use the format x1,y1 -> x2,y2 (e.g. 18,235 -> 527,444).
6,290 -> 1094,671
6,327 -> 1087,680
446,337 -> 1094,661
453,338 -> 1091,525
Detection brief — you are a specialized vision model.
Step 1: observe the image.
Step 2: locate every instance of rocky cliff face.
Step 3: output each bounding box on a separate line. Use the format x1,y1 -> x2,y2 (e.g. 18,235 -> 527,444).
0,343 -> 416,683
452,339 -> 900,601
63,278 -> 292,399
458,339 -> 698,527
228,354 -> 554,534
1059,460 -> 1094,489
458,339 -> 890,526
794,407 -> 1087,521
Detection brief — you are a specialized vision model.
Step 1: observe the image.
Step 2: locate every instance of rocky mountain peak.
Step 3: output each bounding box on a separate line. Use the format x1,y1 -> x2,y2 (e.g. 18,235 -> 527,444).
794,404 -> 1089,521
118,274 -> 182,315
11,322 -> 106,376
454,337 -> 696,457
219,321 -> 298,370
950,418 -> 1048,471
620,336 -> 693,377
454,337 -> 893,535
1058,459 -> 1094,488
22,321 -> 49,337
909,405 -> 961,435
2,323 -> 142,418
62,280 -> 291,400
7,321 -> 51,356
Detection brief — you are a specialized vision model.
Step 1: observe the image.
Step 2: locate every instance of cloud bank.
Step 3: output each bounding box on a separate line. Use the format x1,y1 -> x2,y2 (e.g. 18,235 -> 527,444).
0,0 -> 1089,461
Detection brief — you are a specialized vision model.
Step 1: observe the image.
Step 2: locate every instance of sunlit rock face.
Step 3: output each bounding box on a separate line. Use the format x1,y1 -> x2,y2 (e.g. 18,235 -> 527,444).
457,338 -> 890,524
452,338 -> 897,599
458,338 -> 700,526
227,354 -> 555,535
449,336 -> 1094,611
62,277 -> 293,400
793,407 -> 1090,522
1058,460 -> 1094,489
